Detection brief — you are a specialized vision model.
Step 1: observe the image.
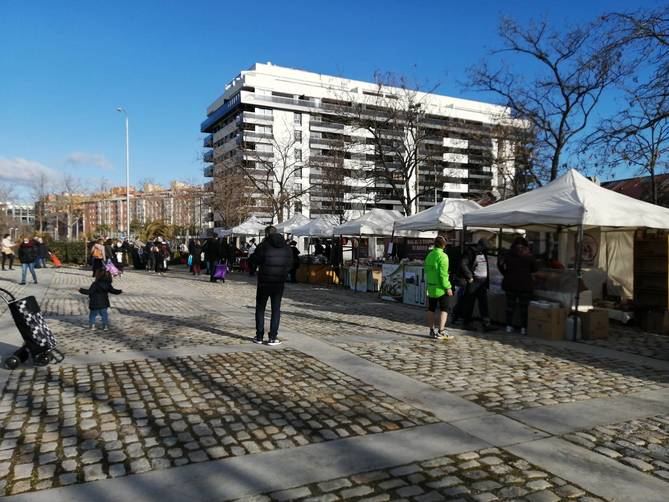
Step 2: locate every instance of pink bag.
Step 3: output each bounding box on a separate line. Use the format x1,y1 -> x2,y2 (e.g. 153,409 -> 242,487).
105,261 -> 121,277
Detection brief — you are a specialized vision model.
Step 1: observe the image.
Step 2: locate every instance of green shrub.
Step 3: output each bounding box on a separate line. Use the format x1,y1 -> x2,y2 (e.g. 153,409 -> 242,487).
48,241 -> 89,265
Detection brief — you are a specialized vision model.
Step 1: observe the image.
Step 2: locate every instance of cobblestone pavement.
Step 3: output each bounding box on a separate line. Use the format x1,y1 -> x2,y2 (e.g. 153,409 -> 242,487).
1,268 -> 668,500
579,326 -> 669,362
563,415 -> 669,483
334,337 -> 669,412
237,448 -> 602,502
0,349 -> 436,496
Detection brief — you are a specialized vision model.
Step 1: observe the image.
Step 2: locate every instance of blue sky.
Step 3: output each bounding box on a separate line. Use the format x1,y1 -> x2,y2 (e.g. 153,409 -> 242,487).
0,0 -> 659,201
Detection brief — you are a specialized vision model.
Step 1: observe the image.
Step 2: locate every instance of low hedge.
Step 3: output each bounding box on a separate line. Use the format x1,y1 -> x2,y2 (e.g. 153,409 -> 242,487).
48,241 -> 89,265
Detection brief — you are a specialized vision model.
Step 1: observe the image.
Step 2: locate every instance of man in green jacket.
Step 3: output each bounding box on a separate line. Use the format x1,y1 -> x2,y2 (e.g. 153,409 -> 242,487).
424,236 -> 453,339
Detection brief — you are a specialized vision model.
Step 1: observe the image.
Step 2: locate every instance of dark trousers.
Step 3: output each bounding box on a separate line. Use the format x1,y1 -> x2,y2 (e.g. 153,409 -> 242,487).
289,267 -> 298,283
1,253 -> 13,270
255,282 -> 285,339
463,279 -> 489,324
506,291 -> 532,328
92,258 -> 104,277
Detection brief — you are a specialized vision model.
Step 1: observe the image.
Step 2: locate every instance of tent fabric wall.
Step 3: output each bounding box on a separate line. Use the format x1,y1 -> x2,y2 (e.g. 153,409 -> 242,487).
598,230 -> 634,299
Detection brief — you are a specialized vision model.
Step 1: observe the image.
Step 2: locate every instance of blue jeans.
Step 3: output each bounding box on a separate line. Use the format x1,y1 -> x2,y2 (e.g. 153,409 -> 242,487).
21,263 -> 37,283
89,308 -> 109,327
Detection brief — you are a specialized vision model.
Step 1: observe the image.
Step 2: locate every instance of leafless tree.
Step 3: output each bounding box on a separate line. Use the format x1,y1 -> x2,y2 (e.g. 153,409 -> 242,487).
31,172 -> 50,233
211,167 -> 253,228
585,92 -> 669,204
61,174 -> 84,240
599,6 -> 669,135
335,73 -> 441,216
468,17 -> 627,182
0,183 -> 15,234
233,128 -> 310,223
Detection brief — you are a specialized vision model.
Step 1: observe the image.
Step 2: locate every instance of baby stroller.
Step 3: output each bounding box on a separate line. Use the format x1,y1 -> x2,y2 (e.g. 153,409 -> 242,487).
0,287 -> 64,369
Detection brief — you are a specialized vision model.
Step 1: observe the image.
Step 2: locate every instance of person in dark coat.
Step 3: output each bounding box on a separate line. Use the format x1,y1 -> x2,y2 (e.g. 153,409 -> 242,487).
18,238 -> 38,285
252,226 -> 293,345
191,239 -> 203,275
79,269 -> 122,330
499,237 -> 538,335
203,236 -> 223,282
460,239 -> 491,331
289,240 -> 300,283
35,238 -> 49,268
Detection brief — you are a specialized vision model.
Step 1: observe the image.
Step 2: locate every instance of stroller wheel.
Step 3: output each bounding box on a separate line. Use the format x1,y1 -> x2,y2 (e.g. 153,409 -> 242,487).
4,356 -> 20,370
33,352 -> 51,367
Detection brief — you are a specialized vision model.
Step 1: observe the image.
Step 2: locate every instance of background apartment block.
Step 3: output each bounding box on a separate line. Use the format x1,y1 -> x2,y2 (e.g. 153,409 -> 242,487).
201,62 -> 522,226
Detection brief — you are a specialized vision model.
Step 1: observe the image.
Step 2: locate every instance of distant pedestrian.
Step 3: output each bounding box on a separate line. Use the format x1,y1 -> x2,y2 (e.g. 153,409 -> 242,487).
79,269 -> 122,330
191,239 -> 203,275
18,237 -> 38,285
460,239 -> 491,331
289,240 -> 300,283
253,226 -> 292,345
203,235 -> 223,282
1,234 -> 15,271
499,237 -> 537,335
247,238 -> 257,276
90,238 -> 106,277
424,236 -> 454,339
35,237 -> 49,268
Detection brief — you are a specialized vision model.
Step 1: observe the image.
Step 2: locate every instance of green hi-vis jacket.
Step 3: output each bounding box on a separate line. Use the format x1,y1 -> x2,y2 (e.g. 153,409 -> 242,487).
424,247 -> 452,298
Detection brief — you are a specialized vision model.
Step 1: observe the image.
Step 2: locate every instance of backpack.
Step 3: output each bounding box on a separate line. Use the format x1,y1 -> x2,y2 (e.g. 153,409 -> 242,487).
91,246 -> 103,259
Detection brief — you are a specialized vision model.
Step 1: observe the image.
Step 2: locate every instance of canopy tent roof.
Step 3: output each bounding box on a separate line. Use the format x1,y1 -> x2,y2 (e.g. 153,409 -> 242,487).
463,169 -> 669,231
333,209 -> 408,237
219,215 -> 266,236
394,199 -> 481,231
274,214 -> 310,234
291,216 -> 342,237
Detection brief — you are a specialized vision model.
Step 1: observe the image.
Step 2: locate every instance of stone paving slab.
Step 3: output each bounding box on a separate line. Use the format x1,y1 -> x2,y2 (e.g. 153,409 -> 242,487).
562,414 -> 669,482
579,327 -> 669,362
0,349 -> 437,496
334,336 -> 669,412
0,423 -> 486,502
508,437 -> 669,502
236,447 -> 602,502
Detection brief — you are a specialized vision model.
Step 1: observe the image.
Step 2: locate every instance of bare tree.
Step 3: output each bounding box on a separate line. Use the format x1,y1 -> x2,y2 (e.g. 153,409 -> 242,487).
31,172 -> 50,233
468,17 -> 627,182
335,73 -> 441,216
211,167 -> 253,228
586,92 -> 669,204
312,143 -> 349,223
233,128 -> 310,223
600,6 -> 669,135
0,183 -> 15,234
61,174 -> 83,241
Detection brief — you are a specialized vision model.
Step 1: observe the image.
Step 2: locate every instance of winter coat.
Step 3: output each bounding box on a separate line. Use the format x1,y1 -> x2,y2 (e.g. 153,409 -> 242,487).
38,242 -> 49,259
499,244 -> 538,293
460,246 -> 489,288
79,278 -> 122,310
203,238 -> 222,262
291,247 -> 300,269
191,244 -> 203,265
424,247 -> 452,298
18,242 -> 37,264
252,233 -> 292,284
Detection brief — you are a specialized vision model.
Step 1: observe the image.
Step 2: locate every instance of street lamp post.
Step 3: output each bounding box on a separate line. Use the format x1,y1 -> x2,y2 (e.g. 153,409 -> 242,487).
116,107 -> 131,239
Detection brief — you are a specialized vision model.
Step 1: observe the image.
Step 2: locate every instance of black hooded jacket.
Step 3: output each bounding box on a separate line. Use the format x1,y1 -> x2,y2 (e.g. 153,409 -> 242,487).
79,277 -> 122,310
252,233 -> 292,284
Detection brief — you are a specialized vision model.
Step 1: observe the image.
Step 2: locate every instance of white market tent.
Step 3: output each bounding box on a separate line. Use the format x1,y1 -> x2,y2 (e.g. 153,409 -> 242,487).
463,169 -> 669,231
219,215 -> 266,236
333,208 -> 407,236
274,214 -> 310,234
394,199 -> 481,232
462,169 -> 669,330
291,215 -> 342,238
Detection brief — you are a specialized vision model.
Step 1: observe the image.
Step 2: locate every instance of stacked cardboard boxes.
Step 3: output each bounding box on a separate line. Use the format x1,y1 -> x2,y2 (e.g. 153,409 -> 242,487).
528,301 -> 568,340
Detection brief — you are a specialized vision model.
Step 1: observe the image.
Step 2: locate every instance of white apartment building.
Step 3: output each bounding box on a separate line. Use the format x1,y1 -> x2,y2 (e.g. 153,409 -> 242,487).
201,62 -> 521,225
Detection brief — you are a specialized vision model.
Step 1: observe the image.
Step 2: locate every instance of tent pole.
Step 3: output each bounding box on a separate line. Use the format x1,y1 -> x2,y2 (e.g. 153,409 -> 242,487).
572,224 -> 585,341
306,236 -> 311,284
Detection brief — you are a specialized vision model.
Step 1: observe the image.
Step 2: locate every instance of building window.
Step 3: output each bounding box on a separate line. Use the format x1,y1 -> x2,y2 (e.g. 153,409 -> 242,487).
294,201 -> 302,213
294,113 -> 302,125
295,130 -> 302,142
295,149 -> 302,162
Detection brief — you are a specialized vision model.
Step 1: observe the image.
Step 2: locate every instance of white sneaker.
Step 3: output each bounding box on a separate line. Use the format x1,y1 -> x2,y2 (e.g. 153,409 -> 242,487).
505,326 -> 514,334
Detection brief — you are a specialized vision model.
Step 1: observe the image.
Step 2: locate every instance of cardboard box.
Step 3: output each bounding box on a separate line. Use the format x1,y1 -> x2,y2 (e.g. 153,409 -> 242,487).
579,308 -> 609,339
527,302 -> 568,340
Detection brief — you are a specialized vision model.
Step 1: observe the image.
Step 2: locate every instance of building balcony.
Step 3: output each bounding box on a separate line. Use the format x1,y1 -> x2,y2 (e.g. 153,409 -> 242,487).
203,165 -> 214,177
201,93 -> 242,133
243,131 -> 273,143
310,120 -> 345,132
242,111 -> 273,125
203,150 -> 214,163
203,134 -> 213,148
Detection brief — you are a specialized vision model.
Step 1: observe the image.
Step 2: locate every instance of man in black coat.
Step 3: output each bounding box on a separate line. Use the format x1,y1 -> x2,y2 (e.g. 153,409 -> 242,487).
203,236 -> 222,282
252,226 -> 292,345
